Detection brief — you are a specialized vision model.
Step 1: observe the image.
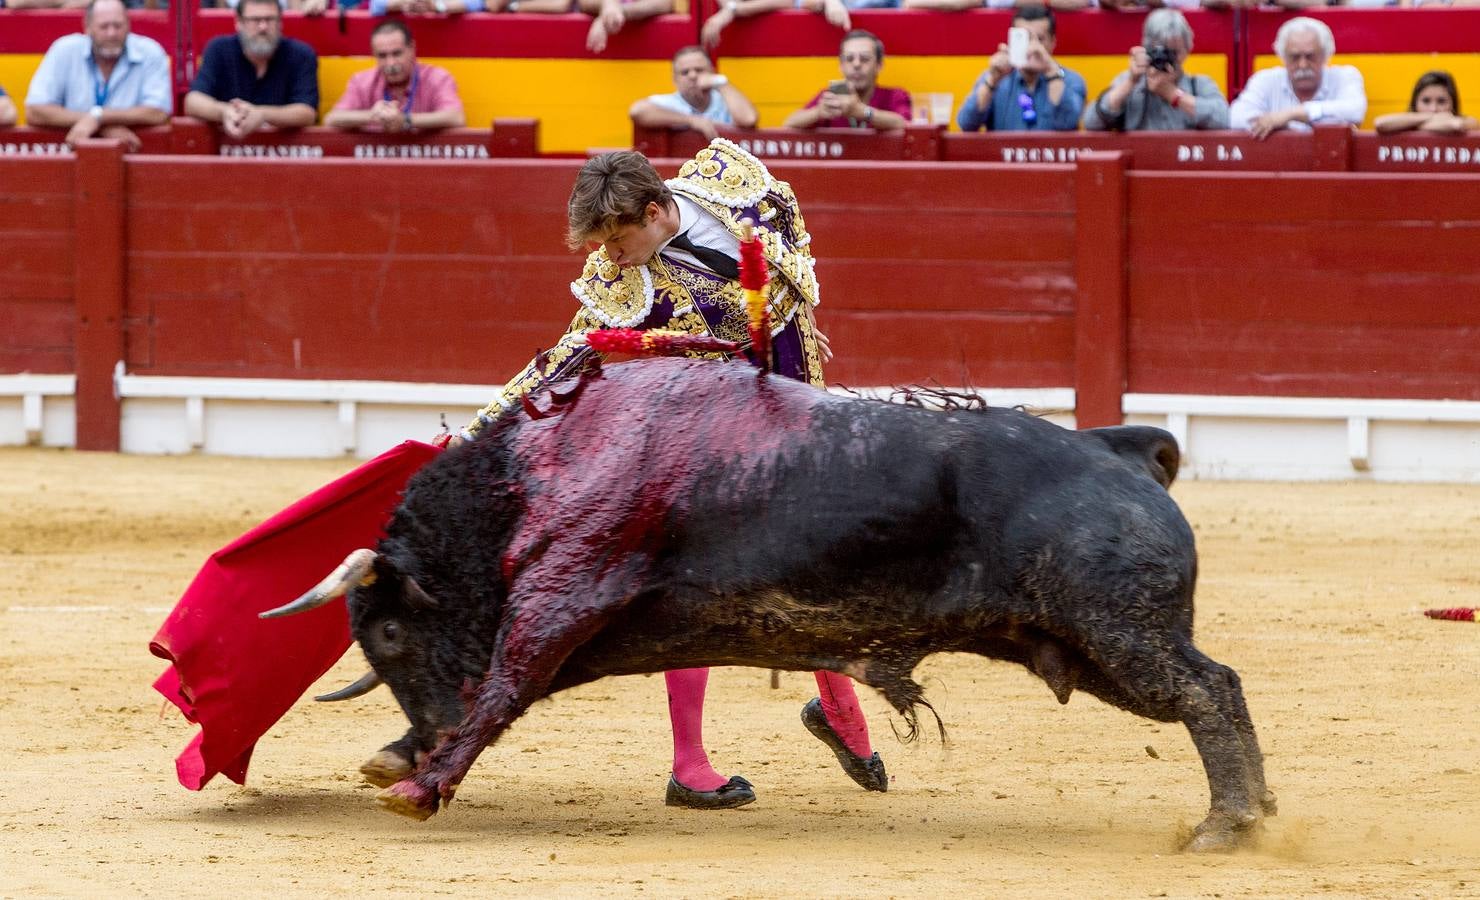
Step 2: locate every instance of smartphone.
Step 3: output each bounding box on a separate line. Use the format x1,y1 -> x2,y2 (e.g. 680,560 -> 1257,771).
1008,27 -> 1030,69
827,79 -> 852,95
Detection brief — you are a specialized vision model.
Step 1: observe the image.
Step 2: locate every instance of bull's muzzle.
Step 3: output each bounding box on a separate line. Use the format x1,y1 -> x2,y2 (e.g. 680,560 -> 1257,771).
258,548 -> 377,619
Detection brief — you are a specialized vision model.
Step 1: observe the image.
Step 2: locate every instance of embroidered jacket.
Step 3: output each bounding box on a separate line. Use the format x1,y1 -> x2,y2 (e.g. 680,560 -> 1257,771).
464,138 -> 825,436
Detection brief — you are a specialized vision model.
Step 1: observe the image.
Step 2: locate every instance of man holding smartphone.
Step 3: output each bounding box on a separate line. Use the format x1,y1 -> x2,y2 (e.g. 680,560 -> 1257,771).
955,4 -> 1085,132
784,30 -> 911,131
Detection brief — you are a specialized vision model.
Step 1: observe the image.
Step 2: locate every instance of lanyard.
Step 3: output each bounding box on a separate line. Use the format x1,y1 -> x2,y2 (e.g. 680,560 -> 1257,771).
89,48 -> 128,108
383,66 -> 420,115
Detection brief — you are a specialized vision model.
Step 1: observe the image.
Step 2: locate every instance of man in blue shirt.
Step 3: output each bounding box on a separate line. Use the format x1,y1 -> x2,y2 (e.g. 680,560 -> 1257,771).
183,0 -> 318,138
629,46 -> 758,143
22,0 -> 171,151
956,5 -> 1086,133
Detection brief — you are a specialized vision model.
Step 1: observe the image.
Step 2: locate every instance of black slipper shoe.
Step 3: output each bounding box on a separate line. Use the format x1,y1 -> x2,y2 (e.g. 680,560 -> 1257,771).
801,697 -> 889,792
664,774 -> 757,809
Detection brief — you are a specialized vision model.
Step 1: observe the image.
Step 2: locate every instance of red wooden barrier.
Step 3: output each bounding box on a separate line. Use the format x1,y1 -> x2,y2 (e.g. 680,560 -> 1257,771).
633,124 -> 942,162
167,118 -> 541,159
0,156 -> 74,375
73,141 -> 127,451
1125,170 -> 1480,402
768,160 -> 1077,390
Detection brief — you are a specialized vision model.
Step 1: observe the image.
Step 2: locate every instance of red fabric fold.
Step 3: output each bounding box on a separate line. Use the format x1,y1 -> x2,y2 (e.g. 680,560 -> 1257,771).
150,440 -> 441,790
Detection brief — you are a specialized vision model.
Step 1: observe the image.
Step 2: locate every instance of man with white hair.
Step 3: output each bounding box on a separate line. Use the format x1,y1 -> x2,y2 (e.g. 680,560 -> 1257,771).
23,0 -> 171,151
1228,16 -> 1366,140
1083,9 -> 1228,131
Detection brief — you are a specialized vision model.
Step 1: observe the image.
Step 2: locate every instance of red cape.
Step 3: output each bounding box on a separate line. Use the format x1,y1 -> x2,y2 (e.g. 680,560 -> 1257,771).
150,440 -> 441,790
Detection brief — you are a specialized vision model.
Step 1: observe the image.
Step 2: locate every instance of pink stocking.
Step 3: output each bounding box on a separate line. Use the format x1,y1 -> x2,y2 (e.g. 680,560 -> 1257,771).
665,667 -> 728,791
814,670 -> 873,758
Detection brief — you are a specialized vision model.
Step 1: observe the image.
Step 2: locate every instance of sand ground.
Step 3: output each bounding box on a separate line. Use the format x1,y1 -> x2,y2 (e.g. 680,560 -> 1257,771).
2,447 -> 1478,898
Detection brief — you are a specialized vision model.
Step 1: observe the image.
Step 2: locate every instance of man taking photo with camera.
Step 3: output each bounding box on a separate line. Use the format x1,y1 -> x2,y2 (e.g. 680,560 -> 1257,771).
955,5 -> 1084,133
1083,9 -> 1228,132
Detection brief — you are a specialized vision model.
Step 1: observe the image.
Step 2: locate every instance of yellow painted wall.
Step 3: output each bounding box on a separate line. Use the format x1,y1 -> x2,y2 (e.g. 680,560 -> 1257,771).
1251,53 -> 1480,130
6,49 -> 1472,148
0,54 -> 43,126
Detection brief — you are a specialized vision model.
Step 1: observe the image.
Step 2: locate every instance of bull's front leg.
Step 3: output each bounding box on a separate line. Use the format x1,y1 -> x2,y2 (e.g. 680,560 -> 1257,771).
377,570 -> 641,820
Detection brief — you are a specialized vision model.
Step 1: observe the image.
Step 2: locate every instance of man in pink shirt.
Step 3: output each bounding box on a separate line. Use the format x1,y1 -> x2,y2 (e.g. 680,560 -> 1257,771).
325,21 -> 466,132
783,30 -> 911,131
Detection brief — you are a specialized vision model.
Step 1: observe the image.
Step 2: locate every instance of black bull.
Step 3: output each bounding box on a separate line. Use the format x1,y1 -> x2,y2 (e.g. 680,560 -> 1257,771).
265,357 -> 1274,851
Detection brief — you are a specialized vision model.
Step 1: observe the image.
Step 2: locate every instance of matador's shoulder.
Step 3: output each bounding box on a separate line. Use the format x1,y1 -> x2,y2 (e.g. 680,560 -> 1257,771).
667,138 -> 781,212
570,247 -> 657,328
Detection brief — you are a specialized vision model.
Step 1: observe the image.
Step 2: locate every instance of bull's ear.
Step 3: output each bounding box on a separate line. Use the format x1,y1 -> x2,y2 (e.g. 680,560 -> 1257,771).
403,576 -> 440,611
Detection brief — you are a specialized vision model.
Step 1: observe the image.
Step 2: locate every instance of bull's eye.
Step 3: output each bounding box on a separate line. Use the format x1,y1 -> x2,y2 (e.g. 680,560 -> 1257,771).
382,621 -> 402,643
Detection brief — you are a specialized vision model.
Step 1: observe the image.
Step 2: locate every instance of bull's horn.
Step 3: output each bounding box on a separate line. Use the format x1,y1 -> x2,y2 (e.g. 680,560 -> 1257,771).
259,548 -> 378,619
313,670 -> 383,702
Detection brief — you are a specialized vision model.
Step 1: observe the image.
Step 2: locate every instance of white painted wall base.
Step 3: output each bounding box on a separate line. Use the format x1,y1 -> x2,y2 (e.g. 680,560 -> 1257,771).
4,374 -> 1480,482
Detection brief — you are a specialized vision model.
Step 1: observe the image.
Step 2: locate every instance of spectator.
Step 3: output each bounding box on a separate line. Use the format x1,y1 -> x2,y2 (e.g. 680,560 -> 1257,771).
576,0 -> 676,55
903,0 -> 1091,11
629,45 -> 758,141
183,0 -> 318,138
22,0 -> 171,152
1374,71 -> 1477,134
1228,17 -> 1366,140
324,21 -> 466,132
782,30 -> 911,131
0,0 -> 89,7
0,86 -> 15,127
956,5 -> 1085,132
1083,9 -> 1228,131
369,0 -> 487,18
700,0 -> 862,52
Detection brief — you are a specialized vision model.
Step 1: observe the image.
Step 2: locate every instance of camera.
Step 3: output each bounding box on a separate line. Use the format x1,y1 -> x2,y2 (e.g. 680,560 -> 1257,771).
1145,44 -> 1177,73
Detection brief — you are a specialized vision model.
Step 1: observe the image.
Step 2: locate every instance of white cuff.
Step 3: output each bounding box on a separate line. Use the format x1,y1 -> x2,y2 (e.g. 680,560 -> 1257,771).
1304,101 -> 1323,122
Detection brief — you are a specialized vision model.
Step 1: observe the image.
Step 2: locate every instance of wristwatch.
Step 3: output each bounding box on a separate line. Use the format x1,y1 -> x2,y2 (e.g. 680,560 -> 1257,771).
435,0 -> 447,11
724,0 -> 738,11
89,104 -> 104,120
1043,69 -> 1064,82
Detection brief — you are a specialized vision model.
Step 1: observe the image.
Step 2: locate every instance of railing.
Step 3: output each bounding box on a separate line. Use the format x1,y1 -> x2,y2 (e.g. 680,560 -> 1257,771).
0,119 -> 541,158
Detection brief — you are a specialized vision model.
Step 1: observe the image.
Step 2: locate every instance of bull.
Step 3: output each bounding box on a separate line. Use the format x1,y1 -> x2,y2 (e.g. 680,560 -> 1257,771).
264,356 -> 1275,852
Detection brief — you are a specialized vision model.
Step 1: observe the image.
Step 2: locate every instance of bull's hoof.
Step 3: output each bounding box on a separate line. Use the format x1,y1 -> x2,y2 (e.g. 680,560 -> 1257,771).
376,780 -> 439,821
664,775 -> 756,810
1184,810 -> 1259,853
360,749 -> 413,788
801,697 -> 888,793
1260,789 -> 1278,817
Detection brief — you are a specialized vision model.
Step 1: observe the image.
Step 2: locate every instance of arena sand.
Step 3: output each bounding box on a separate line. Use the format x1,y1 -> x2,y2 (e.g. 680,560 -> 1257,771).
2,447 -> 1478,898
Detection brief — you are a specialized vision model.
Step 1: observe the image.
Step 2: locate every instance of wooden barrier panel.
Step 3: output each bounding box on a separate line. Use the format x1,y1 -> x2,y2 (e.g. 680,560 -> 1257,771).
1351,132 -> 1480,174
633,124 -> 941,162
0,156 -> 74,375
1124,170 -> 1480,402
942,129 -> 1331,171
168,118 -> 541,159
769,160 -> 1078,389
0,126 -> 175,157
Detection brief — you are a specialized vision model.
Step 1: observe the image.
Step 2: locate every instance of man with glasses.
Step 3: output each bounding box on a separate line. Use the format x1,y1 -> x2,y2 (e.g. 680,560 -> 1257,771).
183,0 -> 318,138
783,30 -> 910,131
955,4 -> 1084,133
1229,17 -> 1366,141
325,21 -> 465,132
22,0 -> 171,151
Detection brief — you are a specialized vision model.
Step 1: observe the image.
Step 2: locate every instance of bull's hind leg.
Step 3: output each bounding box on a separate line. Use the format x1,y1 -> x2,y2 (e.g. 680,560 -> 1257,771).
378,570 -> 642,820
1086,639 -> 1264,853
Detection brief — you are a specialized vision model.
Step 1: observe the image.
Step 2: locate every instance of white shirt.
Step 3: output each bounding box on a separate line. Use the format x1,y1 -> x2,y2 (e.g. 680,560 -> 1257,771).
659,194 -> 739,274
1229,65 -> 1368,131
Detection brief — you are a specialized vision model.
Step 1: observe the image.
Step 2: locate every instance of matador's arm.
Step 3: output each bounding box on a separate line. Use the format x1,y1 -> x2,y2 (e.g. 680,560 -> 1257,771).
460,305 -> 606,438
